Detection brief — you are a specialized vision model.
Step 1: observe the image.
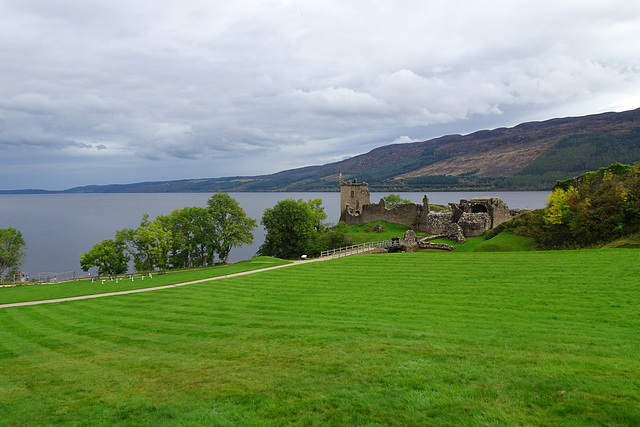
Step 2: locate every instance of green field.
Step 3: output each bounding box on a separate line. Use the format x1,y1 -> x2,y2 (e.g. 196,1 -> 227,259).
0,257 -> 291,305
344,220 -> 419,244
1,249 -> 639,425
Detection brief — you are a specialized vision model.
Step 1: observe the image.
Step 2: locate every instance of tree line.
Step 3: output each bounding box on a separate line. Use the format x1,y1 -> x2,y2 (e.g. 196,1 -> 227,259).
80,194 -> 360,275
3,193 -> 411,281
488,162 -> 640,249
80,193 -> 257,275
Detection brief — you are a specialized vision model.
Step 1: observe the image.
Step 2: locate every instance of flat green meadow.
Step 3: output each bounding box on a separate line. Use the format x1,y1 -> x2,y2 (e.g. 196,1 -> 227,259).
1,249 -> 639,425
0,257 -> 291,305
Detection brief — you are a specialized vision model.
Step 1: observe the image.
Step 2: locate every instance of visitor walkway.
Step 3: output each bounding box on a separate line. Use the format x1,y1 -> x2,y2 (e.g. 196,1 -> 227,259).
320,240 -> 393,258
0,257 -> 329,309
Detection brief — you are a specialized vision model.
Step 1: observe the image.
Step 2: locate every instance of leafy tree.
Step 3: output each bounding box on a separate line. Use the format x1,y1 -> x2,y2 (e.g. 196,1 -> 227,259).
0,227 -> 27,280
80,238 -> 129,276
318,221 -> 350,250
133,215 -> 174,271
383,194 -> 411,209
207,193 -> 257,263
497,162 -> 640,249
545,187 -> 574,225
306,198 -> 328,233
260,199 -> 325,258
118,215 -> 173,272
159,206 -> 215,268
81,193 -> 257,271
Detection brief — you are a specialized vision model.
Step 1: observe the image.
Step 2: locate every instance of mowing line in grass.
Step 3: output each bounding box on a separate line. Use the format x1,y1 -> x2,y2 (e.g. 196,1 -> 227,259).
1,249 -> 639,425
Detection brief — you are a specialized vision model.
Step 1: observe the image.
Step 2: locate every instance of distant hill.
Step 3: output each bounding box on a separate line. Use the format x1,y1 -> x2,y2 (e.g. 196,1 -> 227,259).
4,108 -> 640,193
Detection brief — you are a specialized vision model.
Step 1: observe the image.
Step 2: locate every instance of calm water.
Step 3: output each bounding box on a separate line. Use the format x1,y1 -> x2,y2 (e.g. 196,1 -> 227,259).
0,191 -> 549,277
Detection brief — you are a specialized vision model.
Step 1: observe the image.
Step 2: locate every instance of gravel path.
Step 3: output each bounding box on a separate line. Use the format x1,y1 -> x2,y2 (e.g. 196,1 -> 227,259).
0,258 -> 327,309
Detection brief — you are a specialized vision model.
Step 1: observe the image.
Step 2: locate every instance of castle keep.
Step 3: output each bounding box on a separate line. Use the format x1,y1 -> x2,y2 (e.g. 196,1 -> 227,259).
339,174 -> 370,215
339,176 -> 510,238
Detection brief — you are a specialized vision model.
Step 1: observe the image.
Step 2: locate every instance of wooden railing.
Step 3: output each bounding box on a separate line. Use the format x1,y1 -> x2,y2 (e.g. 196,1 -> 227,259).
320,240 -> 393,258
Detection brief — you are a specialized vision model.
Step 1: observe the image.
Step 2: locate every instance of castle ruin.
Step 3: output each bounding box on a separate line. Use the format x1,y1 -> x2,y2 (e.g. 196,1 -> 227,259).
339,176 -> 511,238
339,174 -> 371,215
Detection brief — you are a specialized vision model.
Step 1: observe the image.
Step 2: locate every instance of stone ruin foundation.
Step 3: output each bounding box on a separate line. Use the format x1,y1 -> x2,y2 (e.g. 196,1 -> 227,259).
339,176 -> 511,240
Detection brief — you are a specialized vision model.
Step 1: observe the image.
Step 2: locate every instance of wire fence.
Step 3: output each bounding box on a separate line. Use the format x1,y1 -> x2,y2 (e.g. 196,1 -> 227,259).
320,240 -> 393,259
1,270 -> 79,286
37,271 -> 76,283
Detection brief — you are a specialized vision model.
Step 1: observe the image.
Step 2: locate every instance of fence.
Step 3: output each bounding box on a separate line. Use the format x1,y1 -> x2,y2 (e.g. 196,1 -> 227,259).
321,240 -> 393,259
37,271 -> 76,283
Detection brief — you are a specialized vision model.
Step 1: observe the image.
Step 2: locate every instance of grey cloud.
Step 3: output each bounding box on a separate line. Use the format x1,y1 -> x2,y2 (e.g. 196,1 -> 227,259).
1,0 -> 640,190
288,87 -> 392,118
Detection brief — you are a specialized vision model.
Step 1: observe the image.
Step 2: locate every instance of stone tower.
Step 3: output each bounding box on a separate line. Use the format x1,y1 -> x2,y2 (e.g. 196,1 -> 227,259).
339,174 -> 370,221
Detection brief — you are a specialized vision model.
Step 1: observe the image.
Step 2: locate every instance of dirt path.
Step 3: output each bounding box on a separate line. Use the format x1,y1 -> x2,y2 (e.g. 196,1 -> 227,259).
0,257 -> 328,309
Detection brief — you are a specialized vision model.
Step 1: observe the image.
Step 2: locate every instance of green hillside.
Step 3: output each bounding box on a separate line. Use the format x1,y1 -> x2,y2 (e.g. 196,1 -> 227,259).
506,127 -> 640,189
4,108 -> 640,194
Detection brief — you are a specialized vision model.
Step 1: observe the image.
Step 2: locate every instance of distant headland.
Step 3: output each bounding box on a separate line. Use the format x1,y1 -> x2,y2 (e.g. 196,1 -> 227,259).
3,108 -> 640,194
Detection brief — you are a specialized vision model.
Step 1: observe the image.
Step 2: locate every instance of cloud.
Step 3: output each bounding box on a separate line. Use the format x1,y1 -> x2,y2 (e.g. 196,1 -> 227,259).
1,0 -> 640,189
288,87 -> 391,117
392,136 -> 423,145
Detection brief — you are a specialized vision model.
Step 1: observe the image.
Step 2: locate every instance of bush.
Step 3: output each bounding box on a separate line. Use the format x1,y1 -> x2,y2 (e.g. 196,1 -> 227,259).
495,162 -> 640,249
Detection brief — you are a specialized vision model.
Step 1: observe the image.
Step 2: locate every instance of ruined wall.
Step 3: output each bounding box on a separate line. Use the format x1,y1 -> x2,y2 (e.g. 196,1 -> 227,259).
488,199 -> 511,227
341,194 -> 509,238
454,198 -> 511,229
356,199 -> 423,229
457,213 -> 491,237
342,195 -> 434,230
341,198 -> 455,235
338,177 -> 510,237
422,211 -> 455,234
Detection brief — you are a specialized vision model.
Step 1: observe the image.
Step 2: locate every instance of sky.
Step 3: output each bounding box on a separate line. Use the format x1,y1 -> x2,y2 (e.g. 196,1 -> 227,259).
1,0 -> 640,191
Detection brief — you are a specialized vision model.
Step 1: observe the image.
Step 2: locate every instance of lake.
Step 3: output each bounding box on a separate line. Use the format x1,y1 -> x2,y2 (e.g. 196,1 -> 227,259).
0,191 -> 549,278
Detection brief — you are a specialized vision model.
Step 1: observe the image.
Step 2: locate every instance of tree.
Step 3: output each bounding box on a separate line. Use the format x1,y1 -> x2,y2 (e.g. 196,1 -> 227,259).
259,199 -> 325,258
545,187 -> 572,225
131,215 -> 174,271
160,206 -> 215,268
318,221 -> 350,250
80,193 -> 256,272
305,198 -> 328,233
0,228 -> 27,280
80,238 -> 129,276
383,194 -> 411,209
498,162 -> 640,249
207,193 -> 257,263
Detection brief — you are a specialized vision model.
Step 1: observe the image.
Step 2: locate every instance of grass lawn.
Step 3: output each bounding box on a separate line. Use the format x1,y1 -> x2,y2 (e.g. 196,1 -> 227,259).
344,220 -> 420,244
430,232 -> 536,252
1,249 -> 639,425
0,257 -> 291,305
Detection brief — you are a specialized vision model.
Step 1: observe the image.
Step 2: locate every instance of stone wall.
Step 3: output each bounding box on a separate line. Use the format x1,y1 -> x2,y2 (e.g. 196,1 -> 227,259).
340,191 -> 510,238
457,212 -> 491,237
349,198 -> 423,229
452,198 -> 511,229
422,211 -> 455,235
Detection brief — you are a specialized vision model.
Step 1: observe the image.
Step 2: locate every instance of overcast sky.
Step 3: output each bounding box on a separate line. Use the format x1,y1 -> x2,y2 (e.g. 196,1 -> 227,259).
1,0 -> 639,190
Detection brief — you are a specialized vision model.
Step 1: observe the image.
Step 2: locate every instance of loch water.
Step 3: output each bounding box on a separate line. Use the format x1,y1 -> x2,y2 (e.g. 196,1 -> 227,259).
0,191 -> 549,277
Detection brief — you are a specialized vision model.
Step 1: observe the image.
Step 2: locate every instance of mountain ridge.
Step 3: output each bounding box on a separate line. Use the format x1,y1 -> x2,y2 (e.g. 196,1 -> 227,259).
3,107 -> 640,193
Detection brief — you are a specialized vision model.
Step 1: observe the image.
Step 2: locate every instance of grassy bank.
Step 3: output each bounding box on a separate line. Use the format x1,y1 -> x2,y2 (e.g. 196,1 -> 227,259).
0,257 -> 291,305
1,249 -> 639,425
344,220 -> 419,244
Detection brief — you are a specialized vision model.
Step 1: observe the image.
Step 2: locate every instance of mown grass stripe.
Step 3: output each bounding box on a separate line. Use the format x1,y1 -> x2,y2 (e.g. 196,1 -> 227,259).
1,249 -> 639,425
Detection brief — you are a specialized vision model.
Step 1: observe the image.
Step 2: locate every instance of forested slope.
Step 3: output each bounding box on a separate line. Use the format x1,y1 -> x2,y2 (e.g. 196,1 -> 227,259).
4,108 -> 639,193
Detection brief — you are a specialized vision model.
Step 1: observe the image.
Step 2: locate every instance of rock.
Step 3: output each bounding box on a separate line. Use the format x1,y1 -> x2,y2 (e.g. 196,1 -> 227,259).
403,229 -> 417,242
444,223 -> 466,244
